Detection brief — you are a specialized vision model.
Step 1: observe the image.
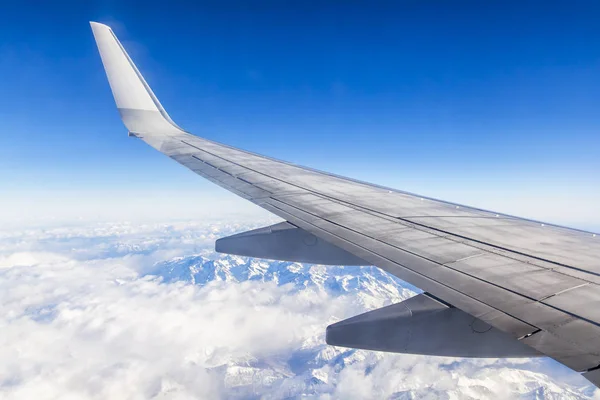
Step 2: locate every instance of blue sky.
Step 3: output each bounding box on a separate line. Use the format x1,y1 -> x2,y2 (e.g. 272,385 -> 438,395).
1,1 -> 599,228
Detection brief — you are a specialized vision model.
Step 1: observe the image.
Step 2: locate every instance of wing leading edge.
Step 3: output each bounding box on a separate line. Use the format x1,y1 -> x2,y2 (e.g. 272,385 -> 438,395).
90,22 -> 600,387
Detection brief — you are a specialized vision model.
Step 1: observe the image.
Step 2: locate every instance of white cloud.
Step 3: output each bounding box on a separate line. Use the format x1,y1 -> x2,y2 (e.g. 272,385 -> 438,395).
0,251 -> 69,268
0,260 -> 340,399
0,221 -> 596,399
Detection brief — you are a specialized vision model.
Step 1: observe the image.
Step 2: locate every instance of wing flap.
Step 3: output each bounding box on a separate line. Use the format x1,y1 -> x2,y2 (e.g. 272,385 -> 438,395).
543,284 -> 600,323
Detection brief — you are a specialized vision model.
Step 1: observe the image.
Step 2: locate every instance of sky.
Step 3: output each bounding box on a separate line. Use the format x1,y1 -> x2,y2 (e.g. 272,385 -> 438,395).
1,1 -> 599,228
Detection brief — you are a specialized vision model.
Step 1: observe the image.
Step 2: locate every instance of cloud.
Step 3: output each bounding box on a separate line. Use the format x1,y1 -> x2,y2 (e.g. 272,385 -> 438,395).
0,259 -> 341,399
0,221 -> 596,399
0,252 -> 69,268
0,221 -> 344,399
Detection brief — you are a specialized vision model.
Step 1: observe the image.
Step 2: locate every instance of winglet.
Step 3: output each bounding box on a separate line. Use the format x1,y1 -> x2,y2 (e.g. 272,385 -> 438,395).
90,22 -> 183,135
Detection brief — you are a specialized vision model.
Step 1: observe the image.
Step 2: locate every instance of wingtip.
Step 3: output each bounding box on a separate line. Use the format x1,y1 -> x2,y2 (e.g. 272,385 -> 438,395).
89,21 -> 111,31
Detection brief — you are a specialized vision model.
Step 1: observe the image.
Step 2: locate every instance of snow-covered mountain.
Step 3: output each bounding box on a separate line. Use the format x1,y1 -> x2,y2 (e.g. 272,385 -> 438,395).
145,253 -> 595,399
148,254 -> 415,304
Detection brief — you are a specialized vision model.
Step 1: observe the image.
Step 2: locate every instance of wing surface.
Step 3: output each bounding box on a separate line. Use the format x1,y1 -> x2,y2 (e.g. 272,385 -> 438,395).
90,22 -> 600,385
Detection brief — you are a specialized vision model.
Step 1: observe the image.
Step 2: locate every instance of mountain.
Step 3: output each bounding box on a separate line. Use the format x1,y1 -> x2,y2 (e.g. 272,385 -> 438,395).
148,254 -> 415,302
144,253 -> 595,399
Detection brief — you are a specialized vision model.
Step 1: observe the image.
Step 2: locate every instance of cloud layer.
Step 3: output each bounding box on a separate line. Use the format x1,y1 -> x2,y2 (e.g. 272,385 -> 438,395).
0,220 -> 596,399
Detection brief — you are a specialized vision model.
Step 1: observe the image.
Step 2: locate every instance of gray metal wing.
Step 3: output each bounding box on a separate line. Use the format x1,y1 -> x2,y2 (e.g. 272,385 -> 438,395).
90,22 -> 600,387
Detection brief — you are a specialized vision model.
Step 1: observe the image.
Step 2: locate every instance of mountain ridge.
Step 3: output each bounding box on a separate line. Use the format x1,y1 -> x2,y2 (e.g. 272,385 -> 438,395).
145,253 -> 594,399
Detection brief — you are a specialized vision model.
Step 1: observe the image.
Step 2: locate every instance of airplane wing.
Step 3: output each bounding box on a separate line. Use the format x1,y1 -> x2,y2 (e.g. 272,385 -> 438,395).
90,22 -> 600,387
